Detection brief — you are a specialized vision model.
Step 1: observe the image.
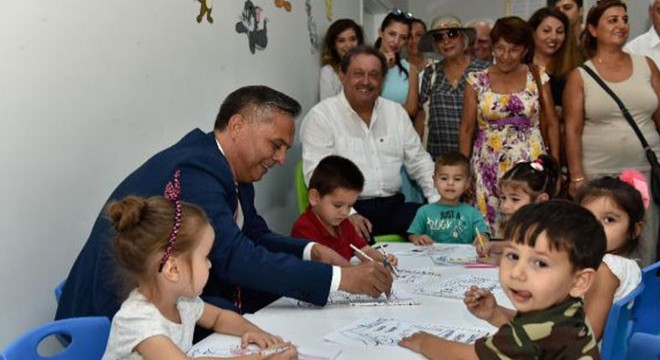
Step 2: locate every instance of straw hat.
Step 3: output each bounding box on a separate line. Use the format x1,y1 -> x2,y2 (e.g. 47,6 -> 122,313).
418,14 -> 476,53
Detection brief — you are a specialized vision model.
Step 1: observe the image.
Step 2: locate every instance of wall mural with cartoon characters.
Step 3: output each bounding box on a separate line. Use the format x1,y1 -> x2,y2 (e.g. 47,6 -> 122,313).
235,0 -> 269,54
274,0 -> 292,12
306,0 -> 319,53
196,0 -> 214,23
190,0 -> 333,56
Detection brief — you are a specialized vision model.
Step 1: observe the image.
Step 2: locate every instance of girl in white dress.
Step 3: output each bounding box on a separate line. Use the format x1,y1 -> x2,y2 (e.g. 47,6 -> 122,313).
102,171 -> 296,360
577,172 -> 645,341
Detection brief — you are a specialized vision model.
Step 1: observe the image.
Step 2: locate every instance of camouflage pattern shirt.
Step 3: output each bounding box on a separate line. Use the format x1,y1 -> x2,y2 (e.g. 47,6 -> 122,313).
474,297 -> 600,359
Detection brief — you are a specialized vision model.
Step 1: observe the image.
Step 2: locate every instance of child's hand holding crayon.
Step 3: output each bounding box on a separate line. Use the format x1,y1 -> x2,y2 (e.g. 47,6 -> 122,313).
384,253 -> 398,268
463,286 -> 497,321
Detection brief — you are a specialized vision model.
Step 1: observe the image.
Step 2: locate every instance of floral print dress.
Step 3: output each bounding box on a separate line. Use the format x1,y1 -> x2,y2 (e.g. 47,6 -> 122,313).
467,69 -> 546,233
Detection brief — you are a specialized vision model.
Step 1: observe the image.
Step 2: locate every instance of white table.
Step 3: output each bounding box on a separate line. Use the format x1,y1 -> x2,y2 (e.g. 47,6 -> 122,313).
193,243 -> 509,359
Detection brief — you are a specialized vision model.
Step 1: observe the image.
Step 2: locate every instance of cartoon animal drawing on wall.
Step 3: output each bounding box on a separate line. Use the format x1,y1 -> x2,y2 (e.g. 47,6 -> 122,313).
236,0 -> 269,54
195,0 -> 213,23
274,0 -> 292,12
306,0 -> 319,52
325,0 -> 332,21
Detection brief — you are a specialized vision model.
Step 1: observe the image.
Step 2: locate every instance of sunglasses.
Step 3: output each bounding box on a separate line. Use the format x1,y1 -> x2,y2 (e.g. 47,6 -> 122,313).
433,29 -> 461,42
390,8 -> 413,19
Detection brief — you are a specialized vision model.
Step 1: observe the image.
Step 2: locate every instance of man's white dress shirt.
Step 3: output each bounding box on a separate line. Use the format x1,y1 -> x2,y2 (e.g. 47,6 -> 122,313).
626,26 -> 660,67
301,91 -> 439,203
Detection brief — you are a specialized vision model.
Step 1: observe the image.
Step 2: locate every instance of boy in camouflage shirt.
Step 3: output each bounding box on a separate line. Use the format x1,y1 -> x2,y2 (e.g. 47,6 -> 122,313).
400,201 -> 605,359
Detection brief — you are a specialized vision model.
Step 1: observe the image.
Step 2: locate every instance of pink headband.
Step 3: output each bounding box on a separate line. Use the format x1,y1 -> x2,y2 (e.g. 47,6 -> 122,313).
159,169 -> 182,272
619,169 -> 650,209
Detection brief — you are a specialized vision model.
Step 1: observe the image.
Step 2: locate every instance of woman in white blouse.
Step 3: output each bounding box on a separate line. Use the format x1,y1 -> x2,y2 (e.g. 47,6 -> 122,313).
319,19 -> 364,101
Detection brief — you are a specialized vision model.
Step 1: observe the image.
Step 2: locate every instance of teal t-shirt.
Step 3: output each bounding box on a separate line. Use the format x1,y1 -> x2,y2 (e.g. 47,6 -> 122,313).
407,202 -> 490,244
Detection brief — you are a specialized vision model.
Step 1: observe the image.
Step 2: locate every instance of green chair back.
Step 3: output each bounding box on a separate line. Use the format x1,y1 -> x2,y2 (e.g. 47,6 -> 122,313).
295,160 -> 309,214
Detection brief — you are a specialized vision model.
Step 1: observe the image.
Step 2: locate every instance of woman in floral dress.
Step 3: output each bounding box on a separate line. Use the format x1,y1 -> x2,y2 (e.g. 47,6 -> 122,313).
458,16 -> 560,234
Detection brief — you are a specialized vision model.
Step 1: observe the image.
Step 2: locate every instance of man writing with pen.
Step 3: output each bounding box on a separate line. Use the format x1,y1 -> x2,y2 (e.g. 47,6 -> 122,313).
301,46 -> 439,241
292,155 -> 398,270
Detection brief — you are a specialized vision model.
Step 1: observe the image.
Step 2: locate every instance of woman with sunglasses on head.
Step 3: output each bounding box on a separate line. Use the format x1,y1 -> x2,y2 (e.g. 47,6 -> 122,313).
415,15 -> 489,160
319,19 -> 364,101
564,0 -> 660,265
375,9 -> 418,118
458,16 -> 560,235
376,9 -> 425,204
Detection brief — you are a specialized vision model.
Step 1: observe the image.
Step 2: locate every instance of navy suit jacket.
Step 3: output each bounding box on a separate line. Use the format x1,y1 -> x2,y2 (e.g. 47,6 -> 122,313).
56,129 -> 332,320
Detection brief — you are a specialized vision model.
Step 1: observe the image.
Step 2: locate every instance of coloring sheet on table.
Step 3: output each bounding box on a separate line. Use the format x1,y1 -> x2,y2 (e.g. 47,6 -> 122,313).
188,340 -> 341,360
395,267 -> 443,284
413,274 -> 501,299
391,244 -> 440,257
324,316 -> 489,347
287,290 -> 419,308
428,244 -> 478,265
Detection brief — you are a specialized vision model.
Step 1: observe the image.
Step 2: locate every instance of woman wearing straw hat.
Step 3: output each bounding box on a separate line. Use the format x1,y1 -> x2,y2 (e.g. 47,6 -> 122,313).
416,14 -> 489,159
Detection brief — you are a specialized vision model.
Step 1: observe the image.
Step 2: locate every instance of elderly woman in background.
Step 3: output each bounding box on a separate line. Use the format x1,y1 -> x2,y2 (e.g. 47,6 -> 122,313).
564,0 -> 660,265
458,16 -> 560,233
319,19 -> 364,101
416,15 -> 489,159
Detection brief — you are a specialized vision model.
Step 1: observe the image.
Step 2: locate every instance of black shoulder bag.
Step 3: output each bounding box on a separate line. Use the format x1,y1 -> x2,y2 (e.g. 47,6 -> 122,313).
580,64 -> 660,204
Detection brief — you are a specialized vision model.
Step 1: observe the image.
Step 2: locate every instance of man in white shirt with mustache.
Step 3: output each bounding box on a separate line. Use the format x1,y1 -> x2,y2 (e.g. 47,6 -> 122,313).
301,45 -> 439,242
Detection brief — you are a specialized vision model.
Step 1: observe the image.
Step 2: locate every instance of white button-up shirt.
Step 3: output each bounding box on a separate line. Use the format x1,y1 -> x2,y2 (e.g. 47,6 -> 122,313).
625,26 -> 660,67
301,91 -> 440,203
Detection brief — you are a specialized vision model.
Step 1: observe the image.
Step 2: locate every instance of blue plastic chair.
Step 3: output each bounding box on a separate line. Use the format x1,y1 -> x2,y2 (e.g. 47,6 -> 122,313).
601,260 -> 660,360
54,279 -> 66,303
631,261 -> 660,335
627,332 -> 660,359
1,316 -> 110,360
600,280 -> 644,360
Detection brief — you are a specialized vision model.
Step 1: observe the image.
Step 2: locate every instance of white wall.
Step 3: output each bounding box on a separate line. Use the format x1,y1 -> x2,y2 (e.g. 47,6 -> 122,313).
0,0 -> 360,348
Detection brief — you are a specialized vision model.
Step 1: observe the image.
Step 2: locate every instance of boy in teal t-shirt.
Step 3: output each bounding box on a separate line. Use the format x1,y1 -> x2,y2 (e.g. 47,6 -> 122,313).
407,152 -> 489,245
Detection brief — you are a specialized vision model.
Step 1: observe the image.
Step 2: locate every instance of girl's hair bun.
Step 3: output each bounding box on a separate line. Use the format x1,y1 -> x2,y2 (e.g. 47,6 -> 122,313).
107,196 -> 148,233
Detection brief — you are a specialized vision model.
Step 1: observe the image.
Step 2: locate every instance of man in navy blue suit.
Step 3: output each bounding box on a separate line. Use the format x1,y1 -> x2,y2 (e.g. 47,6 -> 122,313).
56,86 -> 393,321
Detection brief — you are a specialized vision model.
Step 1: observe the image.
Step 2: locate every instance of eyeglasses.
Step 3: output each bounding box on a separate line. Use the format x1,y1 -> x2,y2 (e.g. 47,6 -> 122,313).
390,8 -> 413,19
433,29 -> 461,42
493,45 -> 526,57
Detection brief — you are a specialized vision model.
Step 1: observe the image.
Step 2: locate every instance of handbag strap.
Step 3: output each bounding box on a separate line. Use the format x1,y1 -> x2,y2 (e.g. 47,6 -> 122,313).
579,64 -> 651,151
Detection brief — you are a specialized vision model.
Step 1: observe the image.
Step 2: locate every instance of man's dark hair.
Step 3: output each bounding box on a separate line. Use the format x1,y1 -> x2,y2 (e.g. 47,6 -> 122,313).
308,155 -> 364,197
339,45 -> 388,78
504,200 -> 606,271
214,85 -> 301,131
